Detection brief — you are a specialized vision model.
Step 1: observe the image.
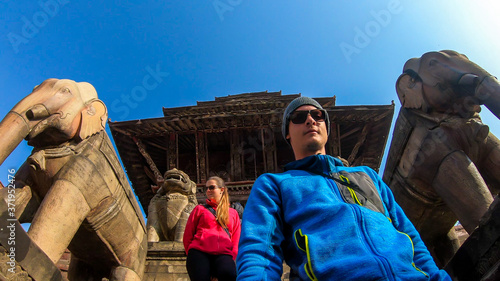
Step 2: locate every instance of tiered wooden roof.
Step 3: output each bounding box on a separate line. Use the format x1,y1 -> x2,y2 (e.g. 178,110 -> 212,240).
109,91 -> 394,213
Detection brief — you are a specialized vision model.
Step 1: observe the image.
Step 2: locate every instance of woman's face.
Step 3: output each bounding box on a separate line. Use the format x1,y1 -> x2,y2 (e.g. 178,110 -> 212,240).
205,179 -> 224,203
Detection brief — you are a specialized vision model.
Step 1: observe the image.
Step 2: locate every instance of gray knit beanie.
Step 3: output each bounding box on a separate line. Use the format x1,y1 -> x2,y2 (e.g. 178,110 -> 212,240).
282,96 -> 330,142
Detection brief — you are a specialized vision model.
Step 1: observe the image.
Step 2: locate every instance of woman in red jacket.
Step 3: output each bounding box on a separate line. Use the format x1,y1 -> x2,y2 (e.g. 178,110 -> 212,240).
183,176 -> 241,281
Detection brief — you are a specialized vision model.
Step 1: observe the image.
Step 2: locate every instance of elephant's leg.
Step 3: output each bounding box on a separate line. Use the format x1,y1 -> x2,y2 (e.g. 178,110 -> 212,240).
479,134 -> 500,196
93,199 -> 147,278
432,150 -> 493,234
28,180 -> 90,263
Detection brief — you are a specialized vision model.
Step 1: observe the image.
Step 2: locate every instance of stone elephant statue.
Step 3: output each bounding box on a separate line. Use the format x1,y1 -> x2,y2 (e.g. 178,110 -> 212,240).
147,168 -> 198,242
0,79 -> 147,280
383,50 -> 500,266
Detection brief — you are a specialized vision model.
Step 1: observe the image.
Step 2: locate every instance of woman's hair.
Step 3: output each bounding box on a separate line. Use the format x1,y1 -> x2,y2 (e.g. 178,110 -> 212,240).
208,176 -> 230,229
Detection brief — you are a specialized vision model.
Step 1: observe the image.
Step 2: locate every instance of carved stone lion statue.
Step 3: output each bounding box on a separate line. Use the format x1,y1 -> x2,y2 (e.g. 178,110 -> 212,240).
147,168 -> 198,242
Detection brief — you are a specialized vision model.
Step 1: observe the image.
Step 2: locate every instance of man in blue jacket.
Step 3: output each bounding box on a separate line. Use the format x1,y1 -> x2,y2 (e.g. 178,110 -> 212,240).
236,97 -> 451,280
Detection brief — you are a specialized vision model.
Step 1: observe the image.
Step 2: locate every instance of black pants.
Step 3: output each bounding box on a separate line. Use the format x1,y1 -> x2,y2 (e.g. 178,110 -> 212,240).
186,248 -> 237,281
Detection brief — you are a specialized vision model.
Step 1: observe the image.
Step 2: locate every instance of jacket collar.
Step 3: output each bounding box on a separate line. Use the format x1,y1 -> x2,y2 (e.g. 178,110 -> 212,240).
284,154 -> 344,175
206,198 -> 219,208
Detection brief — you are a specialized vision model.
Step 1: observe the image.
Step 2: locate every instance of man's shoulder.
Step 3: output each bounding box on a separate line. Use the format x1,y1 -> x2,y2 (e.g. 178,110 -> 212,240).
256,169 -> 313,181
337,164 -> 378,175
252,170 -> 317,192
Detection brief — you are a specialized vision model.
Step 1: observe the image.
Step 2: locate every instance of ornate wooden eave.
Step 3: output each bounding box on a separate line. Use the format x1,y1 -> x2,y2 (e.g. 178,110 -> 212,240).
109,91 -> 395,213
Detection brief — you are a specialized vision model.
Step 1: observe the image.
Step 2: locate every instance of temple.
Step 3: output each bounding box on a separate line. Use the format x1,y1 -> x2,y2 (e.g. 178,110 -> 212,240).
108,91 -> 395,212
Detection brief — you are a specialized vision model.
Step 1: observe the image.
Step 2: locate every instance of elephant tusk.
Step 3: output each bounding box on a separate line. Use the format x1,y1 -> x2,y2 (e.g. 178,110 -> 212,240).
26,104 -> 51,120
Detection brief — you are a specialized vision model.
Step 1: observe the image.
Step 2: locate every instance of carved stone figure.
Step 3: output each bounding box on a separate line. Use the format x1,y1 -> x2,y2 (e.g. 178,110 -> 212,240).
0,79 -> 147,280
383,50 -> 500,266
230,201 -> 244,219
147,168 -> 198,242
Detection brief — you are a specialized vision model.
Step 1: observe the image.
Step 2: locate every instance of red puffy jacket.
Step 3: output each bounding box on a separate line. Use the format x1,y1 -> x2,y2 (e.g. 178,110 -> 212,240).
183,199 -> 241,260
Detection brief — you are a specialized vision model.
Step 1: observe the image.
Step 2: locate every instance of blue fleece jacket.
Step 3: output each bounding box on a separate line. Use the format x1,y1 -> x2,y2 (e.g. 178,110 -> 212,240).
236,154 -> 451,281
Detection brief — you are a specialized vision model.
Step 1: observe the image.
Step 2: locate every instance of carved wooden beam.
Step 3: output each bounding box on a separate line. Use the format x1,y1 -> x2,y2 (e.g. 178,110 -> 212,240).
132,137 -> 164,191
329,122 -> 341,157
143,165 -> 156,181
347,123 -> 370,165
340,126 -> 361,140
322,95 -> 336,108
111,127 -> 131,136
373,108 -> 393,122
143,139 -> 167,151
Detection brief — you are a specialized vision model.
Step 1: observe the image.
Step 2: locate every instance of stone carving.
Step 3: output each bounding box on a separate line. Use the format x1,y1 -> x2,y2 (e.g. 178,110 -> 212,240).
147,168 -> 198,242
0,79 -> 147,280
383,50 -> 500,266
230,201 -> 244,219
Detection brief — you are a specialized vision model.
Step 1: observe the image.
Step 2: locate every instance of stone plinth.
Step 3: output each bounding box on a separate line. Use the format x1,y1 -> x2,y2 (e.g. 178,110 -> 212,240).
144,242 -> 189,281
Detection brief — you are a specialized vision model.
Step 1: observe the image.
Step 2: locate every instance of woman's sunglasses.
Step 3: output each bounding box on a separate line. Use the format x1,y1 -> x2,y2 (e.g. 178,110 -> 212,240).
205,185 -> 219,191
289,109 -> 326,124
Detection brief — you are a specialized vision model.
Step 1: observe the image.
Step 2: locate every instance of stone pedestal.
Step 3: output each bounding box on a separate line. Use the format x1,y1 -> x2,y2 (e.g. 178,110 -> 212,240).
143,242 -> 189,281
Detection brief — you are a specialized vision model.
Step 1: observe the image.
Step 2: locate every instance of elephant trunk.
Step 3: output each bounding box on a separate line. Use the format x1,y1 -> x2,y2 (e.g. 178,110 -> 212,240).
476,76 -> 500,119
26,104 -> 51,120
0,111 -> 31,166
0,87 -> 55,166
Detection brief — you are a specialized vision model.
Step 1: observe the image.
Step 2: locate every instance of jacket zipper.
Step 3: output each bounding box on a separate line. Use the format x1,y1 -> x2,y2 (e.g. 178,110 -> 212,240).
326,165 -> 396,281
322,155 -> 425,279
351,205 -> 396,281
325,173 -> 342,201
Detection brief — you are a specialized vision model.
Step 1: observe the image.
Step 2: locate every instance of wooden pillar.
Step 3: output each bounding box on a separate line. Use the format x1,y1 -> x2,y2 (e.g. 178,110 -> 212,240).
261,127 -> 277,173
328,122 -> 341,157
273,130 -> 278,172
230,130 -> 243,181
195,131 -> 207,183
167,133 -> 177,170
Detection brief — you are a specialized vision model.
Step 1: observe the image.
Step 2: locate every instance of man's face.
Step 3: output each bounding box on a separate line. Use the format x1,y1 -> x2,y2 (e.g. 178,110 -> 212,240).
287,105 -> 328,159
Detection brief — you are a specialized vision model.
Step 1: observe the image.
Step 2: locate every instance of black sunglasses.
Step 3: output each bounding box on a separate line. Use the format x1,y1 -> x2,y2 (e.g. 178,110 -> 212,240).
205,185 -> 219,191
289,109 -> 326,124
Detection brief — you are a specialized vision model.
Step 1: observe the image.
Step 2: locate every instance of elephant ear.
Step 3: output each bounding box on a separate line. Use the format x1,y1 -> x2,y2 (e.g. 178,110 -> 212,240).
78,99 -> 108,140
396,73 -> 428,111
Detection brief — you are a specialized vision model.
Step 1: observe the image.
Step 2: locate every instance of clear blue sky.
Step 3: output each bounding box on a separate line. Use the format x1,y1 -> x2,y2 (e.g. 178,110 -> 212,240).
2,1 -> 500,189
